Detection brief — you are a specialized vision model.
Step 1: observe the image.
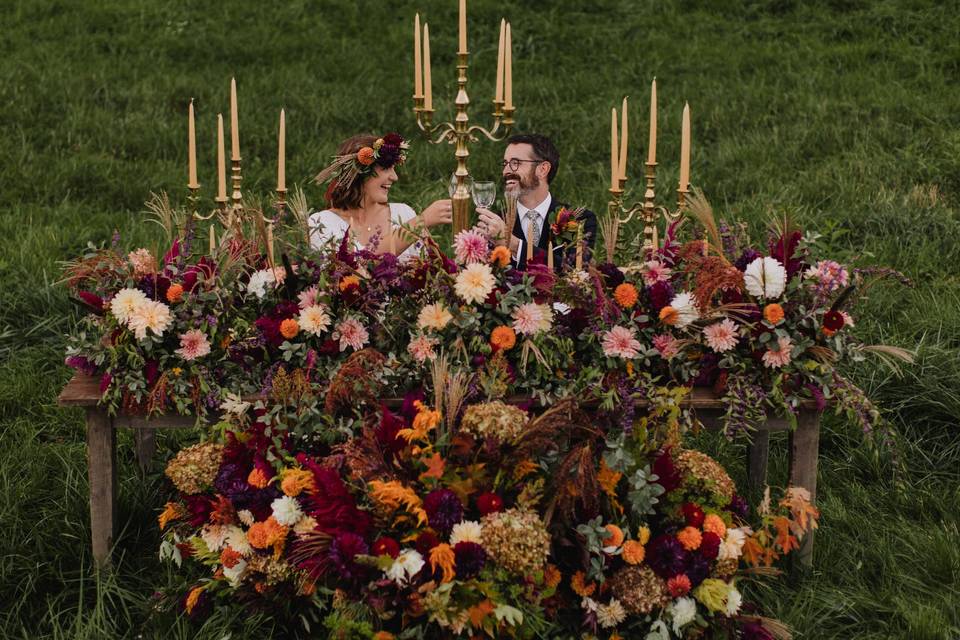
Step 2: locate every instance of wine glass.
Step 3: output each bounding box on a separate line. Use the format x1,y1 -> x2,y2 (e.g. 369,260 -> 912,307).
448,173 -> 473,198
472,181 -> 496,209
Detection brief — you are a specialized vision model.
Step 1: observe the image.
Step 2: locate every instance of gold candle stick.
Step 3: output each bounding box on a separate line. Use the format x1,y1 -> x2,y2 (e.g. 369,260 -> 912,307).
575,222 -> 584,270
412,12 -> 517,234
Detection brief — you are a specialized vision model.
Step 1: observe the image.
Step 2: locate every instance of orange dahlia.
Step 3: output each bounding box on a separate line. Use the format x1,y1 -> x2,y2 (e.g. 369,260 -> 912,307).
489,245 -> 511,267
763,303 -> 785,325
220,547 -> 242,569
357,147 -> 376,166
702,514 -> 727,538
166,283 -> 184,303
490,325 -> 517,351
677,526 -> 702,551
280,318 -> 299,339
247,516 -> 287,549
614,283 -> 639,309
571,570 -> 597,597
622,540 -> 646,565
659,305 -> 679,325
604,524 -> 625,548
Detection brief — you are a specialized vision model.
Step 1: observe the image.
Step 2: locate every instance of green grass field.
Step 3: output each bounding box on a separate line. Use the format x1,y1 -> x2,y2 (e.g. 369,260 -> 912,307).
1,0 -> 958,637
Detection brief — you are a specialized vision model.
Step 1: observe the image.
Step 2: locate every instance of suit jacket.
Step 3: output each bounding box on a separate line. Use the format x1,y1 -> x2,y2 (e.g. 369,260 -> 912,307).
511,197 -> 598,271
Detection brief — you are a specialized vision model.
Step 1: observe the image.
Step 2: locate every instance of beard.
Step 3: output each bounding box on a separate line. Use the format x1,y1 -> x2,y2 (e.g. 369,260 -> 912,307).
503,170 -> 540,196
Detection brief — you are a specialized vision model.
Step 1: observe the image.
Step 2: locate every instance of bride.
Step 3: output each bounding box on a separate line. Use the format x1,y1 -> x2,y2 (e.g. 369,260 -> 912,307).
310,133 -> 452,259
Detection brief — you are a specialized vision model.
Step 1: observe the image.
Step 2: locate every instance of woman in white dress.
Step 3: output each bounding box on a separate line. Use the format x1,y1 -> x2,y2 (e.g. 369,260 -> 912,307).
309,133 -> 452,260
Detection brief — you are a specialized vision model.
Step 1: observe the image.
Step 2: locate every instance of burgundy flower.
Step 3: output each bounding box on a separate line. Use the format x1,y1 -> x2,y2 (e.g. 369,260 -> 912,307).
652,448 -> 681,493
684,552 -> 711,587
415,530 -> 441,556
769,230 -> 804,277
327,532 -> 370,582
99,371 -> 113,393
181,257 -> 217,292
681,503 -> 705,528
297,455 -> 371,537
823,310 -> 845,331
183,495 -> 213,528
699,531 -> 721,561
647,281 -> 674,314
424,489 -> 463,535
145,360 -> 160,387
65,355 -> 97,376
372,536 -> 401,559
647,534 -> 687,579
77,291 -> 105,314
375,408 -> 406,459
726,494 -> 750,520
454,541 -> 487,580
476,492 -> 504,516
597,262 -> 625,288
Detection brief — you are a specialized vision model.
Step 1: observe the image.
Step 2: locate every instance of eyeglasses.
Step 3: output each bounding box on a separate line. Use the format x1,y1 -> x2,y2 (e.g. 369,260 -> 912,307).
501,158 -> 543,171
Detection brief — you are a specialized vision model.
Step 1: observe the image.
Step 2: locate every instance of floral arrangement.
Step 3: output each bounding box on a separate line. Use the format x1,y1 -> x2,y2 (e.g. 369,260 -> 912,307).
313,132 -> 409,204
157,370 -> 818,638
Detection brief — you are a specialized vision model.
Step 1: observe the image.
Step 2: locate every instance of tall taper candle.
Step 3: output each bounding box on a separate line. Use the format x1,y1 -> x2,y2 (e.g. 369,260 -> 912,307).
647,78 -> 657,164
414,14 -> 423,98
679,102 -> 691,191
277,109 -> 286,192
495,19 -> 505,102
209,226 -> 216,254
459,0 -> 467,54
610,107 -> 618,190
188,99 -> 199,188
217,114 -> 226,200
547,240 -> 554,270
504,23 -> 513,110
618,97 -> 628,181
423,24 -> 433,110
230,78 -> 240,160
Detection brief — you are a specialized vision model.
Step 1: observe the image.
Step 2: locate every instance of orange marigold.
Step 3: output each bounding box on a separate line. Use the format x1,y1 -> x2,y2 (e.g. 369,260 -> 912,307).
570,570 -> 597,597
703,514 -> 727,538
247,467 -> 270,489
184,586 -> 204,614
281,468 -> 315,497
373,633 -> 395,640
357,147 -> 376,166
614,283 -> 639,309
158,501 -> 184,530
543,564 -> 562,589
220,547 -> 242,569
604,524 -> 625,548
339,274 -> 361,292
763,303 -> 785,325
622,540 -> 646,565
677,526 -> 702,551
247,516 -> 287,549
490,325 -> 517,351
430,543 -> 457,583
489,245 -> 511,267
659,305 -> 679,325
280,318 -> 299,339
166,283 -> 184,303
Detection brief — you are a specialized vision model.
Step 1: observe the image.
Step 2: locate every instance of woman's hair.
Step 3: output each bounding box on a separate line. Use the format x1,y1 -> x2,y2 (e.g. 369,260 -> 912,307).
327,134 -> 378,210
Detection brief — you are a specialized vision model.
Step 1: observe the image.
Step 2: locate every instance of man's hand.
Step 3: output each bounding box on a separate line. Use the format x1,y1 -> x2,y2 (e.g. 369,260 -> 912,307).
476,207 -> 506,240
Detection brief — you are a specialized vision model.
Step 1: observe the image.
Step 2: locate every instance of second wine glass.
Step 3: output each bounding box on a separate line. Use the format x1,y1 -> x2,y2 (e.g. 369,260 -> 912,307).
472,181 -> 496,208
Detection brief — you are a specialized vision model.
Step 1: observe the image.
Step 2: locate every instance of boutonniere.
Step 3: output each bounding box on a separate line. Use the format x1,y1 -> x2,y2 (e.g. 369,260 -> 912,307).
550,206 -> 586,247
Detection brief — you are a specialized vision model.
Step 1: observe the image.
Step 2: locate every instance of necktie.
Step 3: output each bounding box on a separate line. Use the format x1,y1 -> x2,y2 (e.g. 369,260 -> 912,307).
526,211 -> 541,247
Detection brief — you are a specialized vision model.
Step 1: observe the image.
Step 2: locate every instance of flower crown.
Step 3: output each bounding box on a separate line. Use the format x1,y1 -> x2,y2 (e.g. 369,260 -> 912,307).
314,133 -> 410,199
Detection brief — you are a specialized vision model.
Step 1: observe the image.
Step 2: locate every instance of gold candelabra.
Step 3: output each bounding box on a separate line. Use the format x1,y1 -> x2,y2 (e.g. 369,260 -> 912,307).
607,162 -> 687,260
412,14 -> 516,234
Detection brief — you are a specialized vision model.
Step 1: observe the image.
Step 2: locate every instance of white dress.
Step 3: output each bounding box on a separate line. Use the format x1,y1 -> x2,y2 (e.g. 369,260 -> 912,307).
307,203 -> 422,261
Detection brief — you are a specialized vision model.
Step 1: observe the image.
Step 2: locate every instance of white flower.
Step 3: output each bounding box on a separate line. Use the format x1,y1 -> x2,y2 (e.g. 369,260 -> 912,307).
743,256 -> 787,299
718,527 -> 748,561
220,393 -> 250,417
237,510 -> 255,527
449,520 -> 483,546
225,525 -> 253,556
298,304 -> 332,336
669,292 -> 700,328
293,515 -> 318,536
127,299 -> 172,339
596,599 -> 627,628
201,524 -> 229,552
669,596 -> 697,635
454,263 -> 496,305
110,287 -> 148,323
580,597 -> 598,613
247,268 -> 277,299
725,586 -> 742,615
385,549 -> 425,586
552,302 -> 571,315
222,558 -> 247,586
271,495 -> 304,527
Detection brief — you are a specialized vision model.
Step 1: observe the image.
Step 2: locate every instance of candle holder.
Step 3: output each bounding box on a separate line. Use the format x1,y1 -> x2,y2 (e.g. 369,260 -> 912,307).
414,47 -> 516,234
606,161 -> 687,260
226,157 -> 244,231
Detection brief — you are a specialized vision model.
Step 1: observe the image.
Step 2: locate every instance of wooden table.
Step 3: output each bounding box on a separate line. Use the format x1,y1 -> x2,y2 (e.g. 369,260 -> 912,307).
58,372 -> 822,567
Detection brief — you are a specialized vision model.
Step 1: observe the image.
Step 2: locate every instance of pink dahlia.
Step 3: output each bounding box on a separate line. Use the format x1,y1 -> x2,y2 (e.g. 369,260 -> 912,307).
176,329 -> 211,360
652,334 -> 679,359
602,325 -> 642,359
512,302 -> 552,336
762,336 -> 794,369
703,319 -> 739,353
407,334 -> 437,363
642,259 -> 672,286
298,285 -> 319,310
333,317 -> 369,352
128,248 -> 156,276
453,228 -> 489,265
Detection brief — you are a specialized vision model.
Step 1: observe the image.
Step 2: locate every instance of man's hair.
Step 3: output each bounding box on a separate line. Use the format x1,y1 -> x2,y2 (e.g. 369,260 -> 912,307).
507,133 -> 559,184
328,133 -> 378,209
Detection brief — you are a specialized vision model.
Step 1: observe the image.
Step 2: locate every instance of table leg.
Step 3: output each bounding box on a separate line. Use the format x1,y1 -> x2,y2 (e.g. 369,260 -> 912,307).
746,429 -> 770,494
86,407 -> 116,566
133,427 -> 157,474
788,410 -> 821,567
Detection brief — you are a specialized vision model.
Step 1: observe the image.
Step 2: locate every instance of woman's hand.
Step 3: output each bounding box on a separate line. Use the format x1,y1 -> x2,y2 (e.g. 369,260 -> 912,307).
419,199 -> 453,227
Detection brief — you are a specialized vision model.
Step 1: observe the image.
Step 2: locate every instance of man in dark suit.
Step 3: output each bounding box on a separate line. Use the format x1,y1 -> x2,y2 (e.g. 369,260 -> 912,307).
476,134 -> 597,271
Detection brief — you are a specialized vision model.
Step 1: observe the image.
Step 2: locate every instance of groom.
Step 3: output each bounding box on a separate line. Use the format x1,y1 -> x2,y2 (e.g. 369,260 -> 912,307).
476,133 -> 597,271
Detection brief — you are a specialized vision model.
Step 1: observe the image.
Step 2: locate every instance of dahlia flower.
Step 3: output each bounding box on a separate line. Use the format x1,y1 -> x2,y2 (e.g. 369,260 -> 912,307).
453,228 -> 489,264
512,302 -> 553,336
703,319 -> 739,352
596,599 -> 627,629
718,528 -> 748,561
669,596 -> 697,635
652,334 -> 679,359
110,287 -> 148,323
642,259 -> 672,285
407,334 -> 437,363
271,495 -> 304,527
417,303 -> 453,331
127,299 -> 172,340
385,549 -> 425,585
297,285 -> 319,309
454,263 -> 496,304
449,520 -> 483,546
333,317 -> 369,352
176,329 -> 210,360
247,268 -> 277,299
298,304 -> 332,336
761,336 -> 794,369
602,325 -> 642,359
743,256 -> 787,299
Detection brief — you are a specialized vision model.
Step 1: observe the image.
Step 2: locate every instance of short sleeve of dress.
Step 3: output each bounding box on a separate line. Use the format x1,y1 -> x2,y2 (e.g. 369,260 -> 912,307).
308,210 -> 349,251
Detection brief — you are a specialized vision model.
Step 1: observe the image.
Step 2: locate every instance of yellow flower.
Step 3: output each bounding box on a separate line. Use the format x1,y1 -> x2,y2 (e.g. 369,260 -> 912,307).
693,578 -> 731,613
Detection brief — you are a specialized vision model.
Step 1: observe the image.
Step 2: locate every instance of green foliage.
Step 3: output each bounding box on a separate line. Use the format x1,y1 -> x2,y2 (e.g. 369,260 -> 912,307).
1,0 -> 959,638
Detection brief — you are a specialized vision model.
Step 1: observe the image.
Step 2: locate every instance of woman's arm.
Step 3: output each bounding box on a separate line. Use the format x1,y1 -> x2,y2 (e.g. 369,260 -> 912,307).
388,200 -> 453,254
